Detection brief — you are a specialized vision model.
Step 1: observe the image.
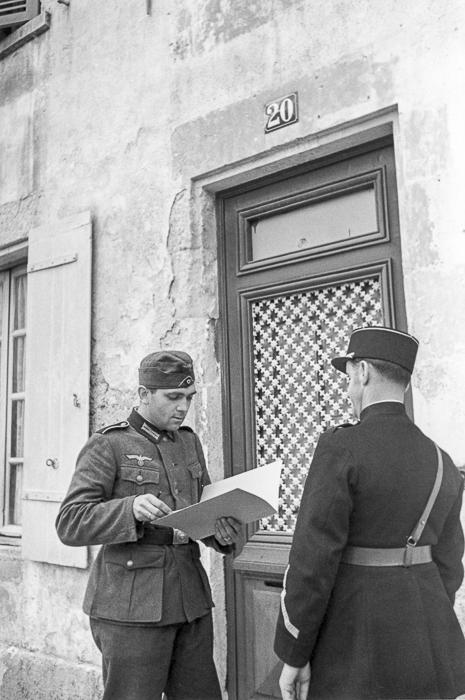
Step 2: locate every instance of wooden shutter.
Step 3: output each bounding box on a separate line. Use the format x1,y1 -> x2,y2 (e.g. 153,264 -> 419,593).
22,211 -> 92,568
0,0 -> 39,29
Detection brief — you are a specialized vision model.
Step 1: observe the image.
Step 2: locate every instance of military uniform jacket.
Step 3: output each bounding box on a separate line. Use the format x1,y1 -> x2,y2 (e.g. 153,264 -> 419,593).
56,409 -> 231,625
274,402 -> 465,699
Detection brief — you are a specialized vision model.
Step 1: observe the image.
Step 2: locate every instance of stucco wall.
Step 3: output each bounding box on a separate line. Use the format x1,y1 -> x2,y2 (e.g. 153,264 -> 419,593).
0,0 -> 464,696
0,547 -> 101,698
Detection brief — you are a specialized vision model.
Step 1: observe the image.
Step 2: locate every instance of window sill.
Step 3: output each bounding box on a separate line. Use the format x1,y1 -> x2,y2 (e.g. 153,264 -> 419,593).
0,10 -> 50,61
0,524 -> 21,547
0,524 -> 21,538
0,538 -> 21,553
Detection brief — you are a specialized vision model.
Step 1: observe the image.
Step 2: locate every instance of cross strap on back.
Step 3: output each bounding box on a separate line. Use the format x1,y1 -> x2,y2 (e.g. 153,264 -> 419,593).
404,442 -> 443,566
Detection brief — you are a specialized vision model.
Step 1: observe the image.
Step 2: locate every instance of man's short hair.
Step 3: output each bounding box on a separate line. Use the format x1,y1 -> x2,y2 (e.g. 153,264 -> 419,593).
361,358 -> 411,388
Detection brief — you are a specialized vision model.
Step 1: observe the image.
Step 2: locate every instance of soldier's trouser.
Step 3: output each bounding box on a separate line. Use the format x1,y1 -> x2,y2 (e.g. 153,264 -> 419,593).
90,612 -> 222,700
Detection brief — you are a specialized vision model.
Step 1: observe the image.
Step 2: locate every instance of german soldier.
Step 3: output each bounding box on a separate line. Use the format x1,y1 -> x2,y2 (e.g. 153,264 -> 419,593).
275,327 -> 465,699
56,350 -> 241,700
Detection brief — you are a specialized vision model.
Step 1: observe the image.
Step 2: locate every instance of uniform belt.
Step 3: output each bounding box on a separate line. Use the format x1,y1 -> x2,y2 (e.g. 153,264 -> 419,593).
139,526 -> 190,546
342,545 -> 432,567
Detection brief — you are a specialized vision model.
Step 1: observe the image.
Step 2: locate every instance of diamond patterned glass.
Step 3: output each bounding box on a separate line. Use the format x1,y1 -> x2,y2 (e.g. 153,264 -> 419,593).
251,276 -> 384,532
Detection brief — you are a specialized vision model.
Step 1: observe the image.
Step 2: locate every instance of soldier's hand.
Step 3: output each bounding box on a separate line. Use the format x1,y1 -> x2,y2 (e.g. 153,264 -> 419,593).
214,516 -> 241,546
133,494 -> 172,522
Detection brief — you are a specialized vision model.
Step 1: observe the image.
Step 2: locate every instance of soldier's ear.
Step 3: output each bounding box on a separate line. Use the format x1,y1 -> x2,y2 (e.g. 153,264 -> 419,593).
138,385 -> 151,403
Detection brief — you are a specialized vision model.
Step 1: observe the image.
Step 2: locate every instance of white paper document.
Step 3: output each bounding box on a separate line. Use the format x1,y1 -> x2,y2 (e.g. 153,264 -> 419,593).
157,459 -> 283,540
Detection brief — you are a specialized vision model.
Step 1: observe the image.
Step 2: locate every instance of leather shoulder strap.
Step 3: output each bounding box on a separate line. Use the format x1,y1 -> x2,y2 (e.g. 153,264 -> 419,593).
408,443 -> 443,546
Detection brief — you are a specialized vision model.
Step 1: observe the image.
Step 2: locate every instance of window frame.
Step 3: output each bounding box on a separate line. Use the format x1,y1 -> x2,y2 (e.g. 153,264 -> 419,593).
0,261 -> 27,542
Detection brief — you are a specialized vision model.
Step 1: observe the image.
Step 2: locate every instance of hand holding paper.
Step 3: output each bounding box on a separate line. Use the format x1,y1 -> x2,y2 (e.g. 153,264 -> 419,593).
157,459 -> 283,540
214,515 -> 242,546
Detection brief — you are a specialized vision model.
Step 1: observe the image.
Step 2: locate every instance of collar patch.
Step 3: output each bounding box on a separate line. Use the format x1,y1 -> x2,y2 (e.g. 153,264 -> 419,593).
140,422 -> 161,442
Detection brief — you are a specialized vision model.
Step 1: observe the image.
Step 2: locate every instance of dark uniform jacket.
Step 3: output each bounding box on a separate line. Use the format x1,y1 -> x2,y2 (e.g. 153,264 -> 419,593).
56,409 -> 231,625
274,402 -> 465,699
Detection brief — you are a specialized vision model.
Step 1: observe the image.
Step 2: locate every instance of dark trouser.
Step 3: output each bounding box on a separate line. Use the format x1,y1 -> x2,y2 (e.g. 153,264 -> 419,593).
90,613 -> 222,700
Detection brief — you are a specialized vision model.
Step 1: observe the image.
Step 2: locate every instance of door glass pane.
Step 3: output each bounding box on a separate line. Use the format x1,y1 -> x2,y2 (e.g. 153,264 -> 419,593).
251,186 -> 377,261
251,276 -> 384,533
11,399 -> 24,458
13,273 -> 27,330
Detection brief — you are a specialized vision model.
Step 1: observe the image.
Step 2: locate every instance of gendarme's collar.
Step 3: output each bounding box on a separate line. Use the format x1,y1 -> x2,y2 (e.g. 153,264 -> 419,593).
359,401 -> 406,421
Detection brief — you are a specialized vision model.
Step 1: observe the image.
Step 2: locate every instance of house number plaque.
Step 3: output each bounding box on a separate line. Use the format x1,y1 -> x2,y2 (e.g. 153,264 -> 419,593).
264,92 -> 298,133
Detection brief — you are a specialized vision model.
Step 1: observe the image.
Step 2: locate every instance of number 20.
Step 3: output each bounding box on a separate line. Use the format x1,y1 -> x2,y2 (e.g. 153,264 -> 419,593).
265,96 -> 296,131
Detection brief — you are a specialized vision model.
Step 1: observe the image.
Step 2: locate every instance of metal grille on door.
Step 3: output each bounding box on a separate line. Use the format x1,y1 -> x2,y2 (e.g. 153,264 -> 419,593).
251,276 -> 384,532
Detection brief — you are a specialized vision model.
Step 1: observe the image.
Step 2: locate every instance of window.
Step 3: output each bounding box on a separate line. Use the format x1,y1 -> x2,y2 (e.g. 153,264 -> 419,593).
0,265 -> 27,539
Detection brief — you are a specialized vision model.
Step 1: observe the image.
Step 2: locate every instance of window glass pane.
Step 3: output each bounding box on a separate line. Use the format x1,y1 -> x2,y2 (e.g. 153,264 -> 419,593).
251,186 -> 377,261
0,280 -> 4,333
11,399 -> 24,458
13,273 -> 27,330
12,336 -> 26,393
0,278 -> 3,395
8,463 -> 22,526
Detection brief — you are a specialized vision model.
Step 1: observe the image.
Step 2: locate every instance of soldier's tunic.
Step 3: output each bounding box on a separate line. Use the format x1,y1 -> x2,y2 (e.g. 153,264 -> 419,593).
56,408 -> 230,700
274,402 -> 465,699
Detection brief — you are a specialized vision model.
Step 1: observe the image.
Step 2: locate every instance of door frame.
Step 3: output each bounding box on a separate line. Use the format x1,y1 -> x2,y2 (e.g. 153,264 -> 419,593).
194,112 -> 402,700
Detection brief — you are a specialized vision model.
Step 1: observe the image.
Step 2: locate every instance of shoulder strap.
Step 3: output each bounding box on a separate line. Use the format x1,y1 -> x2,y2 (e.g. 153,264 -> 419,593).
407,443 -> 443,547
96,420 -> 129,434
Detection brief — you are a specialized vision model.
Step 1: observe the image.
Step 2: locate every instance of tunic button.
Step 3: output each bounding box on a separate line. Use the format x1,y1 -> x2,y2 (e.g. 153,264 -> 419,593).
136,474 -> 143,483
127,560 -> 134,568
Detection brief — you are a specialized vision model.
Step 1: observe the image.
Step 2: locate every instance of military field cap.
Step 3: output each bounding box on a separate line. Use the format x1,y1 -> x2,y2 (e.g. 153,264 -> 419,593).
331,326 -> 419,374
138,350 -> 195,389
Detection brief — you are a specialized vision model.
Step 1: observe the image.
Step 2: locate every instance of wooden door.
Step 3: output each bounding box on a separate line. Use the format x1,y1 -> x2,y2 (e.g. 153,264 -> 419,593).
217,135 -> 409,699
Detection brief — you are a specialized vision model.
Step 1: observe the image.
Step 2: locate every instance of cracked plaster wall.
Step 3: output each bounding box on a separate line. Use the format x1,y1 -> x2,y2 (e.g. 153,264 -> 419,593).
0,0 -> 464,696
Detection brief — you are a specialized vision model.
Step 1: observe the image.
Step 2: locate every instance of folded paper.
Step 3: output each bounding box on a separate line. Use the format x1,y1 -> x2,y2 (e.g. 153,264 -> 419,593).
157,459 -> 283,540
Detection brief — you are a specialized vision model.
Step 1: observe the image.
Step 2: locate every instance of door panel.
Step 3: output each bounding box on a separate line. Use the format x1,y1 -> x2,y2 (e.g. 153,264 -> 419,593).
242,576 -> 283,699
